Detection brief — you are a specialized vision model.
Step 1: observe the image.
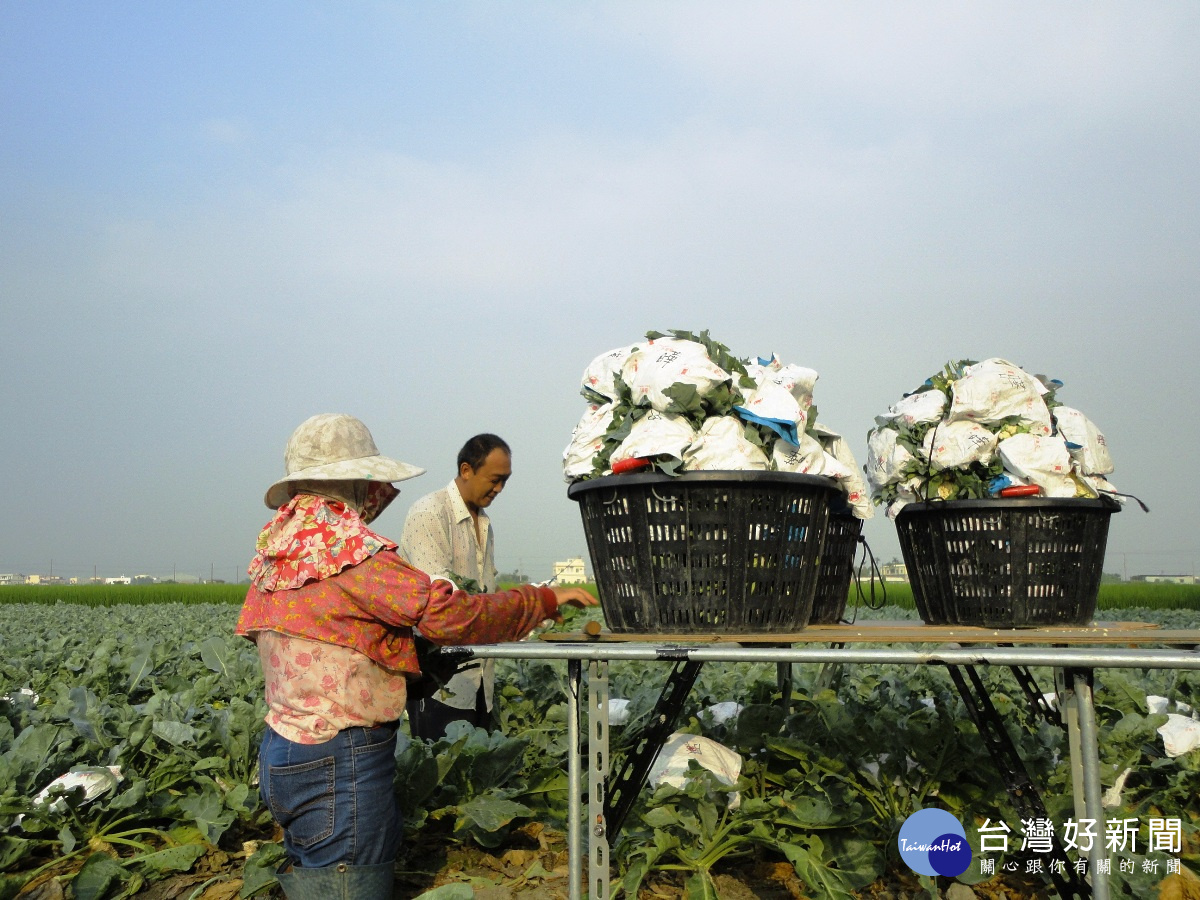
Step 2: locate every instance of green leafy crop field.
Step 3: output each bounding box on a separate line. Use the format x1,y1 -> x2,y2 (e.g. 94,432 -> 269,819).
0,599 -> 1197,899
2,581 -> 1197,610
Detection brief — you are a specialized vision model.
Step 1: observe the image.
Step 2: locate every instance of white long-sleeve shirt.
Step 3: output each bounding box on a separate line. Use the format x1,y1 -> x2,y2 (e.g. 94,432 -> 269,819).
399,480 -> 498,709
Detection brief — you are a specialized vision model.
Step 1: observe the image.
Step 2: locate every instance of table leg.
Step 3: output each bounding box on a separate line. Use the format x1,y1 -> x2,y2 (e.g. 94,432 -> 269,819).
588,659 -> 612,900
1071,670 -> 1110,900
567,659 -> 582,900
1056,668 -> 1086,822
776,660 -> 792,714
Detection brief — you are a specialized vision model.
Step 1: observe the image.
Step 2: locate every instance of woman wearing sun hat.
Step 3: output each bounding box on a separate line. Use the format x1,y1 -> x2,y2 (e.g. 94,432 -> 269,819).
237,413 -> 595,899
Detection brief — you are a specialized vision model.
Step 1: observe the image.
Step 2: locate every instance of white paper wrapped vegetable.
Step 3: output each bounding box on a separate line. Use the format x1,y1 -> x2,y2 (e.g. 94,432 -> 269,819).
563,329 -> 873,519
866,357 -> 1122,518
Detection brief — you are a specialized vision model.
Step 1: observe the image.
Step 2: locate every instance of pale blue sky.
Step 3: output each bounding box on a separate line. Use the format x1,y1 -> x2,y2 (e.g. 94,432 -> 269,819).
2,2 -> 1197,583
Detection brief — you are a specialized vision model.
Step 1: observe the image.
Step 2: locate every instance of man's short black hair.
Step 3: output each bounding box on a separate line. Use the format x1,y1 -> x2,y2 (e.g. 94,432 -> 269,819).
457,434 -> 511,472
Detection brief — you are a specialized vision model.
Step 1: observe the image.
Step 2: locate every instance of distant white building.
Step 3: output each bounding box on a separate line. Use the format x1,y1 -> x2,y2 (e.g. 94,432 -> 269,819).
1139,575 -> 1197,585
553,557 -> 589,584
104,576 -> 133,585
0,573 -> 23,586
880,562 -> 909,582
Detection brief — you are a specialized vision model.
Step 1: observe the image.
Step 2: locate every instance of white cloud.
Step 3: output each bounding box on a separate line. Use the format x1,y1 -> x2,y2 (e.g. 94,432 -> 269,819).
577,2 -> 1199,118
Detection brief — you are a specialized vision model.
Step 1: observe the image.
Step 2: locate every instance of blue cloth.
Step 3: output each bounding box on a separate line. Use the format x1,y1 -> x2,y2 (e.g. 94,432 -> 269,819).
259,722 -> 402,868
732,406 -> 800,445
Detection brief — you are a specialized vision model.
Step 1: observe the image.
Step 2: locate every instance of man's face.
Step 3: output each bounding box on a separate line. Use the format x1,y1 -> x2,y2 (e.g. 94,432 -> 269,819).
458,448 -> 512,512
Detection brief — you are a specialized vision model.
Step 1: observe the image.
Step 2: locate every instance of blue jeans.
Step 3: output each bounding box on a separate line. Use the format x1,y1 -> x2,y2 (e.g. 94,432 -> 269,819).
258,722 -> 402,868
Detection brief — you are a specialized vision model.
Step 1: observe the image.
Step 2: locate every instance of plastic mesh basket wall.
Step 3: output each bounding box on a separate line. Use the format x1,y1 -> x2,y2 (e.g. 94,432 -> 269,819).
568,471 -> 838,634
895,497 -> 1120,627
809,511 -> 864,625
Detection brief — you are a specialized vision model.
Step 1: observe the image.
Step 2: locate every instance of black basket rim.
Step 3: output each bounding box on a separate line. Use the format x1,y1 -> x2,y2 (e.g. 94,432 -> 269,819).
567,469 -> 840,501
896,495 -> 1122,517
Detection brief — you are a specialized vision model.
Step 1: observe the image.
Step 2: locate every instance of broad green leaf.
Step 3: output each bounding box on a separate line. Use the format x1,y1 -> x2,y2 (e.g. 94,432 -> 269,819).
643,806 -> 684,829
619,857 -> 654,897
774,794 -> 841,829
5,723 -> 65,788
152,720 -> 197,747
0,873 -> 33,900
463,733 -> 527,792
777,836 -> 859,900
178,784 -> 235,844
820,833 -> 884,889
413,886 -> 474,900
198,636 -> 232,678
456,795 -> 530,834
68,686 -> 109,746
240,841 -> 286,898
1095,671 -> 1149,714
0,837 -> 33,871
683,870 -> 717,900
131,842 -> 207,874
125,642 -> 156,694
225,783 -> 251,813
71,851 -> 126,900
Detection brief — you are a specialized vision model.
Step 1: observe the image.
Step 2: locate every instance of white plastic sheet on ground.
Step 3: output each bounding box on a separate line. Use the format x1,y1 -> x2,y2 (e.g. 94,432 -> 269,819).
1148,695 -> 1194,716
702,701 -> 744,726
35,766 -> 123,809
649,732 -> 743,808
1158,714 -> 1200,758
608,698 -> 632,726
619,338 -> 731,413
562,403 -> 615,481
682,415 -> 769,471
1103,767 -> 1134,808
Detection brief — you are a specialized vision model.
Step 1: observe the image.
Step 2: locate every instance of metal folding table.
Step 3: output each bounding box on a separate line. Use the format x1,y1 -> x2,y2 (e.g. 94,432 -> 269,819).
448,623 -> 1200,900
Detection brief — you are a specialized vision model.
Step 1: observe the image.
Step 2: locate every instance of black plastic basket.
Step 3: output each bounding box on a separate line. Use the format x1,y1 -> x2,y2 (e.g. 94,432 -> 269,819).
809,504 -> 864,625
895,496 -> 1121,627
568,471 -> 839,633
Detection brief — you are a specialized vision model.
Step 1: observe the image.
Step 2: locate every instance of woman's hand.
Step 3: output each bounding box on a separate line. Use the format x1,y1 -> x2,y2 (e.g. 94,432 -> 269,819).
550,586 -> 599,610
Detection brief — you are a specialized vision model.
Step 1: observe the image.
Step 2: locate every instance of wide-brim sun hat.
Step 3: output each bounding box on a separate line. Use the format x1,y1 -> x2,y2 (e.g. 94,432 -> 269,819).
265,413 -> 425,509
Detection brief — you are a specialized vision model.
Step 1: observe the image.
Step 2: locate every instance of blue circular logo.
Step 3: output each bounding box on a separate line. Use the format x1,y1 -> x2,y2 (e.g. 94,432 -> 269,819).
898,809 -> 971,877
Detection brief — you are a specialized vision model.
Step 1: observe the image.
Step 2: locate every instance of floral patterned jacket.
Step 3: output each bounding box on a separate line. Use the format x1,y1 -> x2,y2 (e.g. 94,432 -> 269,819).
236,494 -> 558,674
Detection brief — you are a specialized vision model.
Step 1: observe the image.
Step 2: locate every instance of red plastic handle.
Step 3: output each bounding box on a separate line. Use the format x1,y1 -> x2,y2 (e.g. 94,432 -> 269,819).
999,485 -> 1041,497
612,457 -> 653,474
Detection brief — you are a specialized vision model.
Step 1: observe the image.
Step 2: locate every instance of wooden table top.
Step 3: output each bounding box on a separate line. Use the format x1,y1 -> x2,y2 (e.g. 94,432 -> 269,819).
542,620 -> 1200,647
